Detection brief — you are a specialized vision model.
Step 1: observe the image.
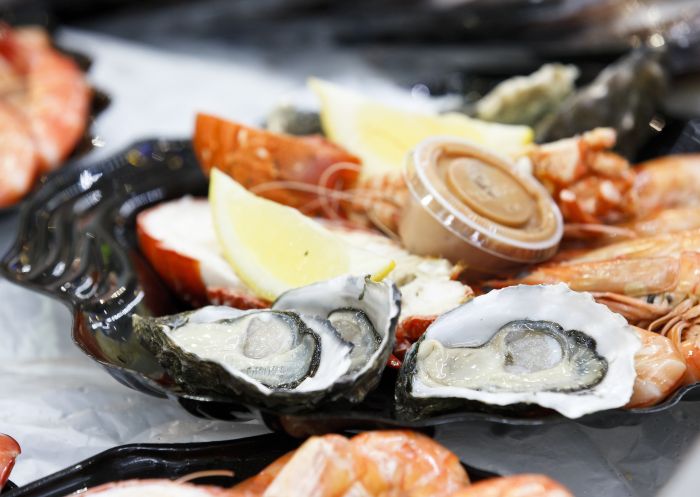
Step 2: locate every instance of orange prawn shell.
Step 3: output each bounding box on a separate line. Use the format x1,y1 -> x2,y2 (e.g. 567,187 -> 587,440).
231,431 -> 469,497
193,113 -> 360,213
633,154 -> 700,217
0,24 -> 90,206
626,327 -> 687,408
351,430 -> 469,497
0,24 -> 90,172
0,101 -> 37,207
446,474 -> 574,497
680,327 -> 700,385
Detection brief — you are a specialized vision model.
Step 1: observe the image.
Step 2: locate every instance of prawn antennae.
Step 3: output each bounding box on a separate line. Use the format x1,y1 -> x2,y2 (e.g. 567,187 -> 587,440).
174,469 -> 235,484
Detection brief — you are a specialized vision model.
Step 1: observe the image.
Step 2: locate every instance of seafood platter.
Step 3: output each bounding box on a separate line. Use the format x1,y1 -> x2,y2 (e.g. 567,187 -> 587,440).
4,38 -> 700,434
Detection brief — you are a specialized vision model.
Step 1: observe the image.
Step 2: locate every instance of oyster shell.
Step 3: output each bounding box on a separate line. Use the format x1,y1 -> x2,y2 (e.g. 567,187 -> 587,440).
396,284 -> 640,419
536,50 -> 666,157
273,274 -> 401,401
474,63 -> 579,127
134,275 -> 399,410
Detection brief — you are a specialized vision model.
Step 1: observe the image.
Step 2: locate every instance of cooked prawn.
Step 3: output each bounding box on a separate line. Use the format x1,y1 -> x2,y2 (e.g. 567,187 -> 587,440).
497,230 -> 700,299
632,154 -> 700,218
649,298 -> 700,386
679,326 -> 700,385
0,101 -> 37,207
618,206 -> 700,238
563,206 -> 700,246
0,434 -> 20,490
446,474 -> 573,497
0,24 -> 90,172
0,24 -> 89,206
565,229 -> 700,263
526,139 -> 700,247
627,327 -> 687,408
232,430 -> 469,497
350,430 -> 469,497
490,238 -> 700,319
504,256 -> 682,296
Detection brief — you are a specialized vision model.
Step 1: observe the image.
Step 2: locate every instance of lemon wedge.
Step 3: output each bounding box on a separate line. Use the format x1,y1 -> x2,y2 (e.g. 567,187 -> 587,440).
210,168 -> 395,301
309,78 -> 534,179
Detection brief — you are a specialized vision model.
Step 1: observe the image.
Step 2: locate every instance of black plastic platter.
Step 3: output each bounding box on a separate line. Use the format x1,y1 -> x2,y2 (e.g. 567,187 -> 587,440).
2,433 -> 498,497
1,482 -> 17,494
2,138 -> 699,434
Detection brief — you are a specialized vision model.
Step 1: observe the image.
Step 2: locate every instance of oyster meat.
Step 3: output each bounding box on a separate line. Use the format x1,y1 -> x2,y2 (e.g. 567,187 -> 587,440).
396,284 -> 640,419
166,310 -> 322,389
134,275 -> 399,410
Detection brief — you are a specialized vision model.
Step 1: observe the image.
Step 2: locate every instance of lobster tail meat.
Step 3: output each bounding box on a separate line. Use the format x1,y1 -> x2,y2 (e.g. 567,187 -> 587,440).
136,196 -> 268,309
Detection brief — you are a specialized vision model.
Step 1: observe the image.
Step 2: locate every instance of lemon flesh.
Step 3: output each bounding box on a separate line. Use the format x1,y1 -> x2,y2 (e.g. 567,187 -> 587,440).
210,169 -> 394,301
309,78 -> 534,179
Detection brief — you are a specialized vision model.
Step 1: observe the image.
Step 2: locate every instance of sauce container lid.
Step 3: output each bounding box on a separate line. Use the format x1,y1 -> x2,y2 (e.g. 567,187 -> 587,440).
402,136 -> 563,263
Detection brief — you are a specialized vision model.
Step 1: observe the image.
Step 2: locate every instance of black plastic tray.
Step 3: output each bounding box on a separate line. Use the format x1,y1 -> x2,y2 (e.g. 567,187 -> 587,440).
2,434 -> 498,497
2,138 -> 699,434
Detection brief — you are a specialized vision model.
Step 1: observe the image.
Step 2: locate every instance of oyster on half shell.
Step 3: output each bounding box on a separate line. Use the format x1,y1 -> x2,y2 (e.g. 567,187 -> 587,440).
396,284 -> 640,419
134,275 -> 400,410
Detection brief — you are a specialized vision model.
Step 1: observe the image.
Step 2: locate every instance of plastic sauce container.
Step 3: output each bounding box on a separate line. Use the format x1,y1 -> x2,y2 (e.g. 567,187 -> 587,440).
399,137 -> 563,277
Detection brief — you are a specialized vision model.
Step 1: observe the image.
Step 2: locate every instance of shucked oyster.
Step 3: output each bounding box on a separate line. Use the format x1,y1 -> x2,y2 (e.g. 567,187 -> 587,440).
396,284 -> 640,419
272,274 -> 401,400
134,275 -> 399,410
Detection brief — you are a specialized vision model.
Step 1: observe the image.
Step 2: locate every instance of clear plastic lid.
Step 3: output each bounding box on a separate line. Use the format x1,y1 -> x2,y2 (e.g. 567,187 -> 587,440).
402,136 -> 563,263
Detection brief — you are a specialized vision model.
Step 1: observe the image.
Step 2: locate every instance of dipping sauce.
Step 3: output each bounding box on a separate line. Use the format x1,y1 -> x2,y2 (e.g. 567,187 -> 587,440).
399,137 -> 563,276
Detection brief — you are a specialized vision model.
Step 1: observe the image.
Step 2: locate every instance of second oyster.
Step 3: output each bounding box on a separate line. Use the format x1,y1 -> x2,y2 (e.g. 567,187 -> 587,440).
396,284 -> 640,419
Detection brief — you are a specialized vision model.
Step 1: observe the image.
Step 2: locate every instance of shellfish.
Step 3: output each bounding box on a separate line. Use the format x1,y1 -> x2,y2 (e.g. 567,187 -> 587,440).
396,284 -> 640,419
134,275 -> 399,409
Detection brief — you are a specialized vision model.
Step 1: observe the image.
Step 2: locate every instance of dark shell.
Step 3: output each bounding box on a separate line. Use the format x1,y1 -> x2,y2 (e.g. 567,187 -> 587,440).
133,310 -> 337,411
134,276 -> 401,412
537,49 -> 667,157
394,326 -> 595,421
272,275 -> 401,403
